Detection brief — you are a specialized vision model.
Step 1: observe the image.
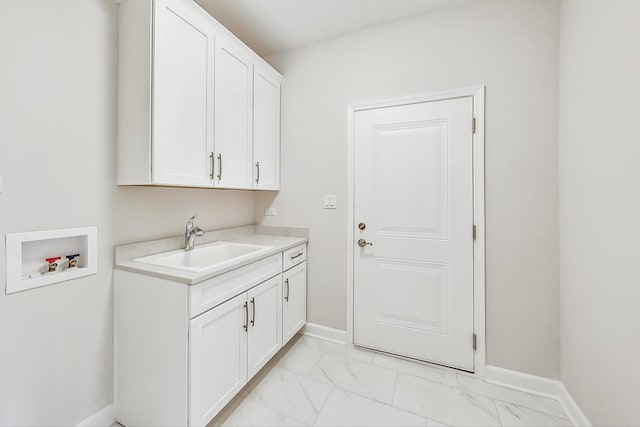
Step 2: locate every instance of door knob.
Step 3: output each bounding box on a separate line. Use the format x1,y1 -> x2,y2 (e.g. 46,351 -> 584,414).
357,239 -> 373,248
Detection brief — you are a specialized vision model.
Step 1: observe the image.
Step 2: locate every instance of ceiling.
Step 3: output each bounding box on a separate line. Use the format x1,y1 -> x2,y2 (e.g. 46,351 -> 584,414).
195,0 -> 476,57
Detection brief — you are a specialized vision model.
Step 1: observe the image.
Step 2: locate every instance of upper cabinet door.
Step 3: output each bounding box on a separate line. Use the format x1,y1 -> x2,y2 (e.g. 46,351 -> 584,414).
153,0 -> 215,187
117,0 -> 282,189
214,34 -> 254,189
253,63 -> 281,190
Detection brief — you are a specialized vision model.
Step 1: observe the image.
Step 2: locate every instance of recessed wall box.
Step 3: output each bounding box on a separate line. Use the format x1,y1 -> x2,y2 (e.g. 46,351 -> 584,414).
5,226 -> 97,294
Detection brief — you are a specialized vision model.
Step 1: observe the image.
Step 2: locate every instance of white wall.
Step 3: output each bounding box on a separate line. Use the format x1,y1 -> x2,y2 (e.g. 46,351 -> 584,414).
558,1 -> 640,424
257,0 -> 561,378
0,1 -> 256,424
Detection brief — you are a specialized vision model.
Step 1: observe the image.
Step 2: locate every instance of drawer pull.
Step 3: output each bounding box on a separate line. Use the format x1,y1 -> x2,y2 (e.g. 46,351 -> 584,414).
250,297 -> 256,327
243,302 -> 248,331
290,251 -> 304,260
285,278 -> 290,302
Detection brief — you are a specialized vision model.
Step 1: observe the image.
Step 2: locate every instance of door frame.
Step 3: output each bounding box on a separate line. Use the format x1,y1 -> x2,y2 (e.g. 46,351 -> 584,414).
346,86 -> 486,377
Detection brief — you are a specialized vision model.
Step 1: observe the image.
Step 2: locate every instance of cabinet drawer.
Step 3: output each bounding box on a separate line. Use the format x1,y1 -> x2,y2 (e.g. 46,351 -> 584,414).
189,253 -> 282,318
282,244 -> 306,271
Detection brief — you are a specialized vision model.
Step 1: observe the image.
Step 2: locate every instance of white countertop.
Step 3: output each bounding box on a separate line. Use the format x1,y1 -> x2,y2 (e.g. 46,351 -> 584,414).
114,225 -> 308,284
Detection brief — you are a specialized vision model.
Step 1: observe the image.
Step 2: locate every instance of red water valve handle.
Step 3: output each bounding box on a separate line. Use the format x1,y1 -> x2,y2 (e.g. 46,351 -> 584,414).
45,257 -> 61,263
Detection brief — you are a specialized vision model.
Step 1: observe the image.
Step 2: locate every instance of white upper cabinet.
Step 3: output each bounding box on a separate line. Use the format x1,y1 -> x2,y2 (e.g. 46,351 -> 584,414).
253,62 -> 282,190
153,0 -> 215,186
214,34 -> 254,189
117,0 -> 281,190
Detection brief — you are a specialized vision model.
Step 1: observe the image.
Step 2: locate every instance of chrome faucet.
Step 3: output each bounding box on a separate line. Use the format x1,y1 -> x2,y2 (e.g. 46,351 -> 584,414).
184,215 -> 204,251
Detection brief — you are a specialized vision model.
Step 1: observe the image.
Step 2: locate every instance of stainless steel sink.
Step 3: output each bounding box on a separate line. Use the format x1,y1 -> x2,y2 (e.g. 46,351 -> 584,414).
133,241 -> 273,272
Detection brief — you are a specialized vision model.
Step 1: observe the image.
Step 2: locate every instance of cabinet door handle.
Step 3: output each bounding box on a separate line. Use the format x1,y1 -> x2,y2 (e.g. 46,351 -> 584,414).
255,161 -> 260,184
217,154 -> 222,181
243,302 -> 248,331
209,152 -> 214,180
250,297 -> 256,327
284,278 -> 290,302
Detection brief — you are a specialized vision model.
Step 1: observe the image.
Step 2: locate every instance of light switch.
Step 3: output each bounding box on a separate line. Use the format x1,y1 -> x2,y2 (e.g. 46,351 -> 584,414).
265,207 -> 276,216
323,194 -> 337,209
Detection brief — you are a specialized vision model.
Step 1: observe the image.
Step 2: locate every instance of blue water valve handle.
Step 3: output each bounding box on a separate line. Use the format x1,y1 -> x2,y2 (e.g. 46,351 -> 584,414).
66,254 -> 80,260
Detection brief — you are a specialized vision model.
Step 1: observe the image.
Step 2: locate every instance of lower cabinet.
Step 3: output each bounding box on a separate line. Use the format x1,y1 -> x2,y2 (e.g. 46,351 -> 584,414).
247,276 -> 283,377
189,292 -> 248,426
283,261 -> 307,343
115,245 -> 306,427
189,276 -> 282,425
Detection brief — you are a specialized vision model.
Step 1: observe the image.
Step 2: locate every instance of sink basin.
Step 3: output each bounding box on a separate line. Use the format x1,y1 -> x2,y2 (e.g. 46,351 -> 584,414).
133,241 -> 273,272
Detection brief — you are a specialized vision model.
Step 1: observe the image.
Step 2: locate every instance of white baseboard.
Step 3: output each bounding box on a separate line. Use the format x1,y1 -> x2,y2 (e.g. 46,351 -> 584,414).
485,365 -> 590,426
302,322 -> 347,345
76,403 -> 115,427
485,365 -> 563,397
558,383 -> 591,427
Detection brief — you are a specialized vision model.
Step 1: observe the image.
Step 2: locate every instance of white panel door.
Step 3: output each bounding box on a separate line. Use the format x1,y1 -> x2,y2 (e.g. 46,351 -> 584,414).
282,262 -> 307,343
253,63 -> 281,190
353,97 -> 475,371
214,34 -> 253,189
247,276 -> 282,379
189,293 -> 248,426
153,0 -> 214,186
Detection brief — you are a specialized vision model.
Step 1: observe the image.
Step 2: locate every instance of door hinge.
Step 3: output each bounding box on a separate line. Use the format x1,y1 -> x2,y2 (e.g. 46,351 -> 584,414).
473,225 -> 477,241
472,117 -> 476,134
472,333 -> 477,351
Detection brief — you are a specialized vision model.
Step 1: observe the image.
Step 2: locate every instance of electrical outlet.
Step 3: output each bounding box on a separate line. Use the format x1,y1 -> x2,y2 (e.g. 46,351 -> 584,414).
265,207 -> 276,216
323,195 -> 337,209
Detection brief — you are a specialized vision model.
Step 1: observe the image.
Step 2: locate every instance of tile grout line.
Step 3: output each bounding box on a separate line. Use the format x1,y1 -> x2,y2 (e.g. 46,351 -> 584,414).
241,336 -> 568,427
389,373 -> 501,426
310,384 -> 334,426
305,343 -> 332,425
306,341 -> 467,415
327,386 -> 432,425
493,398 -> 504,426
244,351 -> 329,426
275,406 -> 312,427
494,398 -> 573,423
456,374 -> 571,419
390,370 -> 399,405
277,344 -> 333,426
309,354 -> 403,406
291,345 -> 430,422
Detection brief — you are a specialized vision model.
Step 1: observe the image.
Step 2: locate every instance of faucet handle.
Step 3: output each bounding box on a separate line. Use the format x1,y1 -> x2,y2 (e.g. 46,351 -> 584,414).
194,227 -> 204,237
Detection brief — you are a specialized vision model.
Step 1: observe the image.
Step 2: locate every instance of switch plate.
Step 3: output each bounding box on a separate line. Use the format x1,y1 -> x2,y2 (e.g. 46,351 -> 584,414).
265,207 -> 276,216
323,195 -> 337,209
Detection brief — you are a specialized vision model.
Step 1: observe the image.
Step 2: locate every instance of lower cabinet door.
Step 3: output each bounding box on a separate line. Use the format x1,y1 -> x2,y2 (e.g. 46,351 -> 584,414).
282,261 -> 307,343
189,293 -> 248,426
247,275 -> 282,379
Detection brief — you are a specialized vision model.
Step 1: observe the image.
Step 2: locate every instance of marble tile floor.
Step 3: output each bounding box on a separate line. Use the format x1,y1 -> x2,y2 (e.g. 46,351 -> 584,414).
209,334 -> 573,427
